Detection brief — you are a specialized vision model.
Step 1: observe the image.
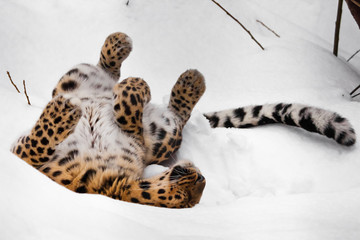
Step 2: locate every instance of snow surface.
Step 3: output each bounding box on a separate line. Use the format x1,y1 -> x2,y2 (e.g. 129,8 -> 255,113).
1,0 -> 360,239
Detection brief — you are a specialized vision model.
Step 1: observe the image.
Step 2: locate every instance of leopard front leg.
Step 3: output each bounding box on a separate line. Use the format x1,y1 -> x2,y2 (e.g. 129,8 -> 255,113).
120,161 -> 206,208
11,96 -> 81,168
113,77 -> 151,143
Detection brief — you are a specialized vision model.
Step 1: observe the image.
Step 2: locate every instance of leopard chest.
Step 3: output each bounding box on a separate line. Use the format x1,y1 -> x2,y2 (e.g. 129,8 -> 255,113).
54,97 -> 145,169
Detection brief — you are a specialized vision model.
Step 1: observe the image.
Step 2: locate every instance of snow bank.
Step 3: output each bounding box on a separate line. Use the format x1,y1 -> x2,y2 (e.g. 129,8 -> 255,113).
1,0 -> 360,239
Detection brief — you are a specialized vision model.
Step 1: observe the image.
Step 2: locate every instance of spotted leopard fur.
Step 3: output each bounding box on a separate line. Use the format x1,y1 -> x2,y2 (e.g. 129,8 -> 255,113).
204,103 -> 356,146
12,32 -> 206,208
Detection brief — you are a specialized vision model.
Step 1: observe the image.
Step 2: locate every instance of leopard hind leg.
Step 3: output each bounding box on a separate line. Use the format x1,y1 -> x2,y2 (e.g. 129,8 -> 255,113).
143,69 -> 206,165
98,32 -> 132,80
52,32 -> 132,98
169,69 -> 206,125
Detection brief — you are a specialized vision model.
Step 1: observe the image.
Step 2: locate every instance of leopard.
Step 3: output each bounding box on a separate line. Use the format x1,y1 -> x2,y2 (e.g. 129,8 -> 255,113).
11,32 -> 356,209
11,32 -> 206,208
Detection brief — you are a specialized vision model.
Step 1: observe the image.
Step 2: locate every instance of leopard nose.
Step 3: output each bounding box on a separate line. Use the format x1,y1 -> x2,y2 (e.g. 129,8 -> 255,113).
196,173 -> 205,183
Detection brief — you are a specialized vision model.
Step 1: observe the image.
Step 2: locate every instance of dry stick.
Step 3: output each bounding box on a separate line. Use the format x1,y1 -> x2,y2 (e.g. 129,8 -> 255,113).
6,71 -> 20,93
333,0 -> 343,56
210,0 -> 265,50
256,19 -> 280,38
23,80 -> 31,105
350,84 -> 360,96
347,49 -> 360,62
352,92 -> 360,98
350,0 -> 360,8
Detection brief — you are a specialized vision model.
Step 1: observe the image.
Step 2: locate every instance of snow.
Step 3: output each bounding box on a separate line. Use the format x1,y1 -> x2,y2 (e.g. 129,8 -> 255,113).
1,0 -> 360,239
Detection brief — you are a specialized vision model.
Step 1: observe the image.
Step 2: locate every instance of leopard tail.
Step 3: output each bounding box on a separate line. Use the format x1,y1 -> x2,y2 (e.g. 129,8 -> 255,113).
204,103 -> 356,146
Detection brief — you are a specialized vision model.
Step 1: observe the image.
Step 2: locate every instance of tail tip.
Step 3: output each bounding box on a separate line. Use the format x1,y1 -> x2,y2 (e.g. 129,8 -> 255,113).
337,130 -> 356,146
203,113 -> 219,128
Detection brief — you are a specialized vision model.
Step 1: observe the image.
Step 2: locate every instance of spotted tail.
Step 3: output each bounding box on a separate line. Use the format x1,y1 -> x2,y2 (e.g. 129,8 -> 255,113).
203,103 -> 356,146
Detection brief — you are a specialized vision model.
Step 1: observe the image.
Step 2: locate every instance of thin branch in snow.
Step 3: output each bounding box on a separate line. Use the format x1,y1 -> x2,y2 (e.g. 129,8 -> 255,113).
256,19 -> 280,38
351,92 -> 360,98
6,71 -> 20,93
23,80 -> 31,105
350,0 -> 360,7
333,0 -> 343,56
210,0 -> 265,50
350,84 -> 360,95
347,49 -> 360,62
126,0 -> 130,6
350,84 -> 360,97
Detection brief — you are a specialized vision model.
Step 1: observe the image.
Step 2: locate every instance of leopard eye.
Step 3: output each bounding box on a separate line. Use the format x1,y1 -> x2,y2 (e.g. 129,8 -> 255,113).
169,165 -> 191,180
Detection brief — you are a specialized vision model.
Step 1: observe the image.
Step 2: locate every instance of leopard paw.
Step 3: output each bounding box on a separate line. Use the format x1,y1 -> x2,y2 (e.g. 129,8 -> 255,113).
169,69 -> 206,124
35,96 -> 82,144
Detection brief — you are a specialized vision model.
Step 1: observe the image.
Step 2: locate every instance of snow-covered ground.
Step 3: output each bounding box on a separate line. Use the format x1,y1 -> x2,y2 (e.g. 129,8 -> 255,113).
1,0 -> 360,239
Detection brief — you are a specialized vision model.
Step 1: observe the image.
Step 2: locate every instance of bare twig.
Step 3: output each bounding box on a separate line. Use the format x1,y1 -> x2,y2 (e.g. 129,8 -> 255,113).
6,71 -> 20,93
347,49 -> 360,62
351,92 -> 360,98
350,0 -> 360,8
23,80 -> 31,105
210,0 -> 265,50
333,0 -> 343,56
350,84 -> 360,96
126,0 -> 130,6
256,19 -> 280,38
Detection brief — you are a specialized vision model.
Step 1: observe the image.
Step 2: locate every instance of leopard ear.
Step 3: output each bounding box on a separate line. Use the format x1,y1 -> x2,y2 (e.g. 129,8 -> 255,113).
169,165 -> 191,180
